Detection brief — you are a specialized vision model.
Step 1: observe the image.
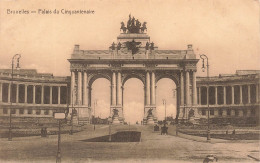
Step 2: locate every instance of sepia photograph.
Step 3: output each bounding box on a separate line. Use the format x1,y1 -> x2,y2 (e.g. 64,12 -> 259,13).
0,0 -> 259,162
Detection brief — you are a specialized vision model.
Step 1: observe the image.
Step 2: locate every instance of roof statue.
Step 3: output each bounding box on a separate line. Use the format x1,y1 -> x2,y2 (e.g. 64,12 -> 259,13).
121,14 -> 147,34
126,39 -> 141,55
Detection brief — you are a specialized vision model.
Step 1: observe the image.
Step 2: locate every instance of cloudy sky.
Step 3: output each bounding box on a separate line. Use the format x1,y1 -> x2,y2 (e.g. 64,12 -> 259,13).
0,0 -> 259,123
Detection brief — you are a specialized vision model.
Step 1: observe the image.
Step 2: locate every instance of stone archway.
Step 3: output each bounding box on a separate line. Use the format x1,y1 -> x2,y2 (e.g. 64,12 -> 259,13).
156,77 -> 178,124
122,77 -> 144,124
68,16 -> 199,125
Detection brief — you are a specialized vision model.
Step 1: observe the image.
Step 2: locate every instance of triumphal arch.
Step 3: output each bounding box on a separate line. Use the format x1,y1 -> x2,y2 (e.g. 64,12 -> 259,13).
68,16 -> 199,124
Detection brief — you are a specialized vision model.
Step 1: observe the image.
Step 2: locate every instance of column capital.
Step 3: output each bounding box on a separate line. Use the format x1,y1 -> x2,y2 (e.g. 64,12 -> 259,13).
185,69 -> 192,73
111,69 -> 119,73
71,69 -> 78,73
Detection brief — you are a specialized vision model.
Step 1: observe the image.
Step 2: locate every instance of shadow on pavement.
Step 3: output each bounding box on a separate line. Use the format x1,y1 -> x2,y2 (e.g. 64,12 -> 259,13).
81,131 -> 141,142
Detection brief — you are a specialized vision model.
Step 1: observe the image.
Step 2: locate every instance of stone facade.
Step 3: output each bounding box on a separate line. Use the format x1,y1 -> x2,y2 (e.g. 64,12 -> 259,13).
0,69 -> 69,120
196,70 -> 260,125
68,17 -> 198,124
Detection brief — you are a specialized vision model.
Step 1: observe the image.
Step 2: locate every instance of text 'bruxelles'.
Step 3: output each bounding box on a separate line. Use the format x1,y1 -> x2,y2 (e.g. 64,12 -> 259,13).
6,9 -> 95,15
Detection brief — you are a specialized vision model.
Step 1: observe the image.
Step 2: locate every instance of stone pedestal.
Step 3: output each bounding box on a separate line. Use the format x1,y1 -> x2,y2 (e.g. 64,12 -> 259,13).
146,114 -> 155,125
112,114 -> 120,124
143,106 -> 157,125
111,106 -> 123,124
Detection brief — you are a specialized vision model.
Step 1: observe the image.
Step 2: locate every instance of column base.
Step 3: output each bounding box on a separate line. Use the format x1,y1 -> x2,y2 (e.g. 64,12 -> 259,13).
67,105 -> 91,125
112,115 -> 121,124
178,105 -> 199,124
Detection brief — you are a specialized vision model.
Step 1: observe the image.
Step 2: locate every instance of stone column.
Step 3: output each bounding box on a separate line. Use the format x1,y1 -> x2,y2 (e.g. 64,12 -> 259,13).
143,86 -> 146,115
151,72 -> 156,105
223,86 -> 226,105
16,84 -> 19,103
180,71 -> 184,106
122,86 -> 124,107
41,85 -> 44,104
8,83 -> 11,103
77,71 -> 82,105
146,71 -> 150,105
112,71 -> 116,105
256,84 -> 259,103
238,110 -> 243,117
24,109 -> 28,115
50,86 -> 52,104
117,72 -> 122,105
192,71 -> 197,105
24,84 -> 27,103
71,71 -> 75,105
58,86 -> 61,104
240,85 -> 243,104
198,87 -> 201,105
231,86 -> 234,104
215,86 -> 218,105
88,86 -> 92,106
33,85 -> 36,104
0,83 -> 2,102
222,109 -> 227,117
214,109 -> 218,117
231,109 -> 235,116
185,70 -> 190,106
83,71 -> 88,106
248,85 -> 251,104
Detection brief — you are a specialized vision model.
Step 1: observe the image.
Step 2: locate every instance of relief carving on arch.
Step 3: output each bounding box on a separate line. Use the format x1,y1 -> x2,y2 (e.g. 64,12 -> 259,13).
155,71 -> 180,85
87,71 -> 112,87
122,71 -> 145,86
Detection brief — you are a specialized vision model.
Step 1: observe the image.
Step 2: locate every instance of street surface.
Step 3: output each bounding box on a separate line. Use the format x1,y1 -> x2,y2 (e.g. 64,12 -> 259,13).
0,125 -> 259,163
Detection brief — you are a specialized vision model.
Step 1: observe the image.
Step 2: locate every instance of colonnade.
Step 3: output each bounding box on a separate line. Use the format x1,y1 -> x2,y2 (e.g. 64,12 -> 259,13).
0,82 -> 66,105
197,84 -> 259,106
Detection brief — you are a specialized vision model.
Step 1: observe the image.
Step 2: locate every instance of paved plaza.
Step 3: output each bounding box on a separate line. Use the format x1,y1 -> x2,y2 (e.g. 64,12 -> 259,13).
0,125 -> 259,163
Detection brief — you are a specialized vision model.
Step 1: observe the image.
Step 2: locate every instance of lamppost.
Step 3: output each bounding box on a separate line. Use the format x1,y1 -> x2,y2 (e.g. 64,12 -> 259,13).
54,112 -> 66,163
200,54 -> 210,141
108,116 -> 112,142
9,54 -> 21,141
93,99 -> 97,130
162,99 -> 166,124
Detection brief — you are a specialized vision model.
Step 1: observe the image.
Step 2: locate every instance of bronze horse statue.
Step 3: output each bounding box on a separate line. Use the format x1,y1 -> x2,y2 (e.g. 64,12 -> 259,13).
120,22 -> 127,33
141,22 -> 147,33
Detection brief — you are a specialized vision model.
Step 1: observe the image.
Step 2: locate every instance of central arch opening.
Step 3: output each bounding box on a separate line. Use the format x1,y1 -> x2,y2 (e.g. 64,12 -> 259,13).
91,78 -> 110,120
156,78 -> 177,124
123,78 -> 144,124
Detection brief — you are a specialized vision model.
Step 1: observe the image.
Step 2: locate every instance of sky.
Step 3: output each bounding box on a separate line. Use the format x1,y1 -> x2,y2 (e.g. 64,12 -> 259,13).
0,0 -> 259,123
